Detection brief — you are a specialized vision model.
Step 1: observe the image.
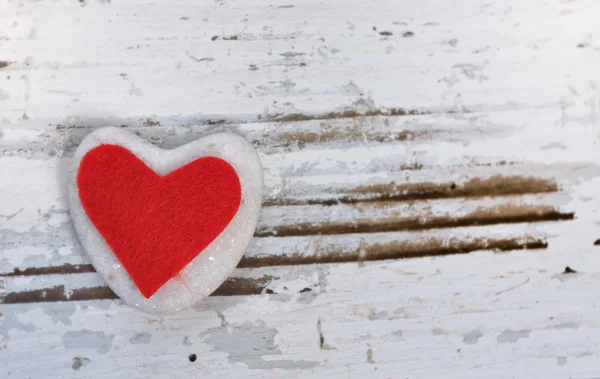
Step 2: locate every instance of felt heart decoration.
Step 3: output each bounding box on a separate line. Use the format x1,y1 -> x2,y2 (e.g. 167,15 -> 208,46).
69,127 -> 263,314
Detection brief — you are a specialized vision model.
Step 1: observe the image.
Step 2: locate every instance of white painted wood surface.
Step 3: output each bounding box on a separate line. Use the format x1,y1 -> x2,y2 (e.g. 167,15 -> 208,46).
2,0 -> 600,377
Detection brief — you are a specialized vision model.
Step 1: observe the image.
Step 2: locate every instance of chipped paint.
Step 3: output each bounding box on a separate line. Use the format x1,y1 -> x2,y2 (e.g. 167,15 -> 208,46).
0,308 -> 37,339
129,331 -> 152,345
267,293 -> 292,302
462,330 -> 483,345
0,221 -> 81,267
496,330 -> 531,344
72,357 -> 91,370
62,330 -> 114,354
297,291 -> 318,304
204,320 -> 319,370
547,322 -> 579,330
366,348 -> 375,364
316,317 -> 334,351
42,303 -> 76,325
2,0 -> 600,377
368,310 -> 388,321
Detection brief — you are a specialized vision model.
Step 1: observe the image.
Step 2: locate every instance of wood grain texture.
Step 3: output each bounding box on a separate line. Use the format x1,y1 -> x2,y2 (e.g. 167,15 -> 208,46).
2,0 -> 600,378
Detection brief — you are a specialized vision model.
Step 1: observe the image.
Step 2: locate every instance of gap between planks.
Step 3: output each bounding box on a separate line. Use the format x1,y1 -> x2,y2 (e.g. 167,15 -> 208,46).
0,275 -> 274,304
256,203 -> 573,238
263,175 -> 560,206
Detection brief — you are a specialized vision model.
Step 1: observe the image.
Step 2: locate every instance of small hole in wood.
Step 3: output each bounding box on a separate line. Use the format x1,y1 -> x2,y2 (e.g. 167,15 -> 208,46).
188,354 -> 197,362
450,183 -> 457,190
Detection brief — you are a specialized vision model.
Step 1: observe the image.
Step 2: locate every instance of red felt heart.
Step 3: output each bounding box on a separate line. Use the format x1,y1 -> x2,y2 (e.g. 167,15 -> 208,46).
77,144 -> 242,298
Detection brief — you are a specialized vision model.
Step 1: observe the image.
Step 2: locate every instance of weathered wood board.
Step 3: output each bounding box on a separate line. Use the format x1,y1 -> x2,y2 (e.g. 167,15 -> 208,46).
2,0 -> 600,377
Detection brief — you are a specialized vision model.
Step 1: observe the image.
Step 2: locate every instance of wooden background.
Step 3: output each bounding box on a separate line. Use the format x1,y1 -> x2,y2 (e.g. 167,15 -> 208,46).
2,0 -> 600,377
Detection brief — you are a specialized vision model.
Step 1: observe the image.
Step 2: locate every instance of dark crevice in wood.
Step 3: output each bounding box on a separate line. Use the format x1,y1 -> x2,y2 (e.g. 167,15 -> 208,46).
51,106 -> 447,130
317,317 -> 325,350
262,176 -> 560,207
1,285 -> 119,304
1,276 -> 274,304
210,276 -> 275,296
255,208 -> 575,238
264,128 -> 431,150
271,108 -> 430,122
2,263 -> 97,277
238,238 -> 548,268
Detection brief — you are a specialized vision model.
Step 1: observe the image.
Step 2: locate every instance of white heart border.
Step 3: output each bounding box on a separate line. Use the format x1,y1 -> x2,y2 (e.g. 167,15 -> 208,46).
69,127 -> 263,314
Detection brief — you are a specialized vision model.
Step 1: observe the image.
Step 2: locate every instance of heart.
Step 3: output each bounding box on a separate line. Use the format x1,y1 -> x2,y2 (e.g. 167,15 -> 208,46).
69,127 -> 263,314
78,145 -> 242,299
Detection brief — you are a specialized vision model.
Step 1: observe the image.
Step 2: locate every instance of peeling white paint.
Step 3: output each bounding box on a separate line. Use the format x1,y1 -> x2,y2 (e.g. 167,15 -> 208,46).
2,0 -> 600,377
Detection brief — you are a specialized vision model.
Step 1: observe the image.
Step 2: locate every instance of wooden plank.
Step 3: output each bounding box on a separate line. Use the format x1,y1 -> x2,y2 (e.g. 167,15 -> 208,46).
0,0 -> 597,122
2,241 -> 599,378
1,190 -> 570,274
1,112 -> 502,156
2,224 -> 547,276
1,223 -> 551,304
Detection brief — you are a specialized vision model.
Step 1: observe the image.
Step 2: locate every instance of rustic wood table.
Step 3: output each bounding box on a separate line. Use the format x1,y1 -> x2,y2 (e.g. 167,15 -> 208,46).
2,0 -> 600,377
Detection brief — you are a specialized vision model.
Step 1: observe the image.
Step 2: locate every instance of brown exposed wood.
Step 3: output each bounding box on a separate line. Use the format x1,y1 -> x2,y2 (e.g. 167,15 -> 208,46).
270,122 -> 428,149
272,108 -> 427,122
1,276 -> 275,304
255,204 -> 574,237
349,175 -> 559,199
0,61 -> 10,69
2,263 -> 96,277
264,175 -> 560,206
210,275 -> 275,296
238,237 -> 547,268
142,119 -> 161,127
1,285 -> 119,304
